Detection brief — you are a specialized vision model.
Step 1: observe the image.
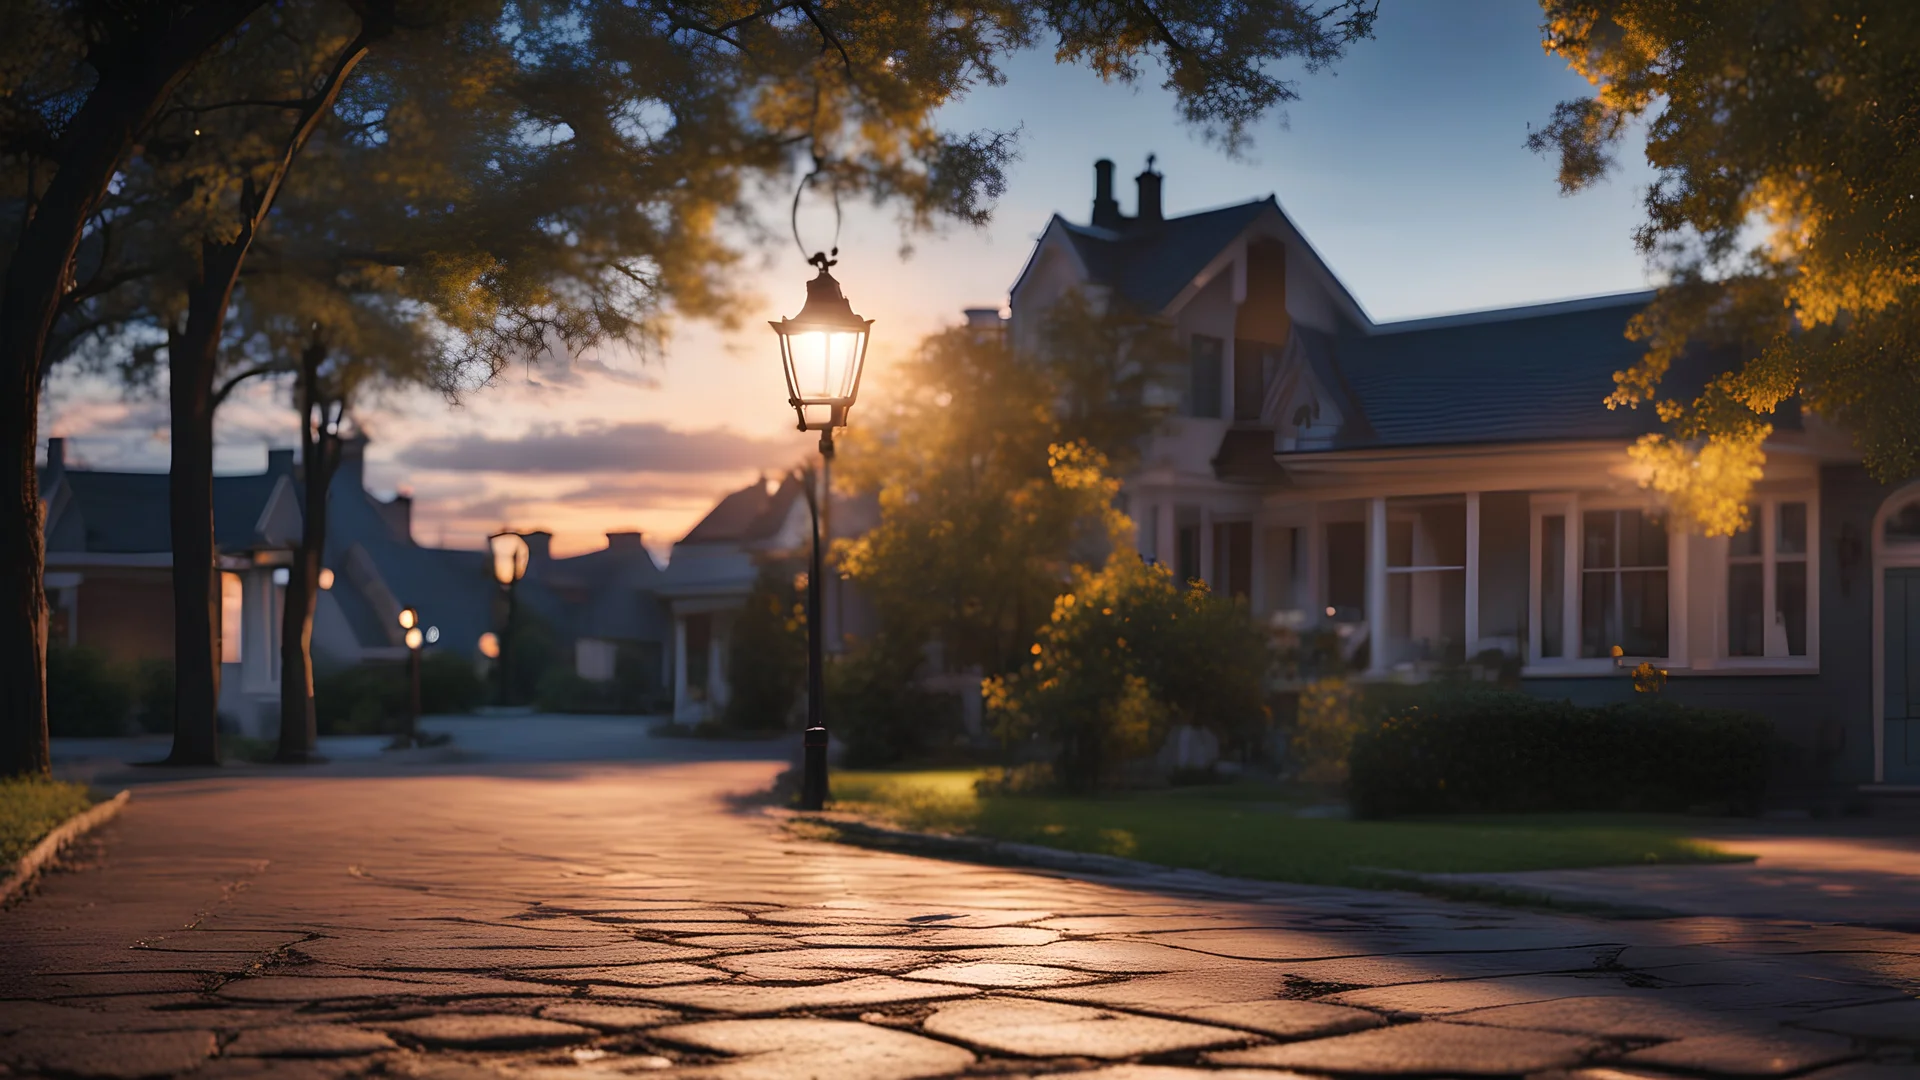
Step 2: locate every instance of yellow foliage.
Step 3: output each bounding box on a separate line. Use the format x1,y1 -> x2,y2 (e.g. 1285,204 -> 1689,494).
1627,429 -> 1767,537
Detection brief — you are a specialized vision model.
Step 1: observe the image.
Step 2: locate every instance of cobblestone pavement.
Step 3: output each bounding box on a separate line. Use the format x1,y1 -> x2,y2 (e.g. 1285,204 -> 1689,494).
2,762 -> 1917,1079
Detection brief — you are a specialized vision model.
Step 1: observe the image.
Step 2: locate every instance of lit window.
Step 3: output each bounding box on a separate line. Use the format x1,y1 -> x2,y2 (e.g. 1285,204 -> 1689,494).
220,572 -> 244,664
1728,500 -> 1809,657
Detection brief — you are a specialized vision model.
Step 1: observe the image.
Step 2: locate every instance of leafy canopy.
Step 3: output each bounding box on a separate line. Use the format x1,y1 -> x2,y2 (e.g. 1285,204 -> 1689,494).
833,297 -> 1178,676
1532,1 -> 1920,533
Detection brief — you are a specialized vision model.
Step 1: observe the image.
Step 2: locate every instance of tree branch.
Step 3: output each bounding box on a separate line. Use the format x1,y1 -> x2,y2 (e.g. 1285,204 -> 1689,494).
213,361 -> 289,407
793,1 -> 857,79
1130,0 -> 1189,53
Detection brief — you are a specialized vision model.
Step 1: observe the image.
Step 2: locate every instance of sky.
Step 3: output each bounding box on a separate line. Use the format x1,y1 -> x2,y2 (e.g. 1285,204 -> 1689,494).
38,0 -> 1659,561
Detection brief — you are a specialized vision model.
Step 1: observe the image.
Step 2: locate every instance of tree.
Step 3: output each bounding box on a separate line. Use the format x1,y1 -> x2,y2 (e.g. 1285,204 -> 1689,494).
983,556 -> 1271,791
5,0 -> 1379,776
0,0 -> 267,777
833,310 -> 1170,678
1531,1 -> 1920,533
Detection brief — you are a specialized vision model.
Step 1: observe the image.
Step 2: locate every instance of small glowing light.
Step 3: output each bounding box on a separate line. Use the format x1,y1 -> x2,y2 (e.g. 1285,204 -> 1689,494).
398,607 -> 417,629
318,568 -> 335,590
425,626 -> 440,644
271,567 -> 289,586
193,128 -> 201,136
478,632 -> 501,659
405,627 -> 423,649
1325,606 -> 1337,617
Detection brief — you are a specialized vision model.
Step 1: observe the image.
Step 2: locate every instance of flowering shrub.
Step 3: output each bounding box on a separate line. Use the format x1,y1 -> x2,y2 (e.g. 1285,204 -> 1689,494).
985,556 -> 1270,791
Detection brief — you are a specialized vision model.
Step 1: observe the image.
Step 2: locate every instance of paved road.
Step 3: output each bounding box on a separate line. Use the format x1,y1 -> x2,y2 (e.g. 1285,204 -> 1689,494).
3,761 -> 1917,1079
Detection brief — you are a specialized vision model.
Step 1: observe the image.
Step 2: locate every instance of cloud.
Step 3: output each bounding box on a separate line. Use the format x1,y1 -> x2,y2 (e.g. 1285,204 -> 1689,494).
398,422 -> 793,474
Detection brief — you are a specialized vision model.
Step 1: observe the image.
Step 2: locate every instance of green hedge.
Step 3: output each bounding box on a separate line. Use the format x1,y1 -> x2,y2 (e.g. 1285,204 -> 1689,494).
46,646 -> 173,737
1348,687 -> 1773,818
314,653 -> 484,735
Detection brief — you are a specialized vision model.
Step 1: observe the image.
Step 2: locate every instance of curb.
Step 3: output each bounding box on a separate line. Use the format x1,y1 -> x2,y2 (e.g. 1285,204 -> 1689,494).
778,810 -> 1322,902
780,810 -> 1686,919
1,789 -> 130,907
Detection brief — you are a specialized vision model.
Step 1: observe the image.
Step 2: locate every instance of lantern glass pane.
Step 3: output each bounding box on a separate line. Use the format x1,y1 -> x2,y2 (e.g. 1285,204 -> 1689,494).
787,328 -> 864,402
800,402 -> 835,428
489,533 -> 528,585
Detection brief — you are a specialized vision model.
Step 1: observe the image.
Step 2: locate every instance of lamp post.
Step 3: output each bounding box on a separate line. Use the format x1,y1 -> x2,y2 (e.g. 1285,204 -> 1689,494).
487,530 -> 530,705
398,606 -> 423,747
770,251 -> 872,811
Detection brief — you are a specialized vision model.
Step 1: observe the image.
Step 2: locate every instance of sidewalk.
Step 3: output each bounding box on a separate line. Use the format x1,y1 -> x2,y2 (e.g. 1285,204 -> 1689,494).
1402,828 -> 1920,930
2,761 -> 1916,1078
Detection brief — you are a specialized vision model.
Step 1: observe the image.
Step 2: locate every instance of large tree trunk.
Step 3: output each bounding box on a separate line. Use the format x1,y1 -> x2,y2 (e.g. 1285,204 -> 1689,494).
0,0 -> 265,778
277,344 -> 340,763
164,240 -> 249,766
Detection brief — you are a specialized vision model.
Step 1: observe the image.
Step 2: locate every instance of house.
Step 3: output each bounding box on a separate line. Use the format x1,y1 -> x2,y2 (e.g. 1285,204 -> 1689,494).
38,435 -> 675,734
1007,158 -> 1920,794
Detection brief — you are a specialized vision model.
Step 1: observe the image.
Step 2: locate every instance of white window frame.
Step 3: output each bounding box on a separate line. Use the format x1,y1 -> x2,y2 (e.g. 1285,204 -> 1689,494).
1705,489 -> 1820,673
1526,493 -> 1688,676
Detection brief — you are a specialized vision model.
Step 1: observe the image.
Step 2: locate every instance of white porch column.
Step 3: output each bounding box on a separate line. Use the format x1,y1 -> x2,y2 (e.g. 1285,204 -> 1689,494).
1464,492 -> 1481,655
1199,506 -> 1215,588
1367,496 -> 1388,676
1156,502 -> 1177,570
1249,521 -> 1268,614
706,620 -> 725,714
672,615 -> 690,720
1302,504 -> 1322,612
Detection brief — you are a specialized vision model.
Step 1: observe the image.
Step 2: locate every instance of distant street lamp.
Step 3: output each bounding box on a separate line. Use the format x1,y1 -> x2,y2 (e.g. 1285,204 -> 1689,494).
398,605 -> 423,748
487,530 -> 531,705
770,251 -> 872,812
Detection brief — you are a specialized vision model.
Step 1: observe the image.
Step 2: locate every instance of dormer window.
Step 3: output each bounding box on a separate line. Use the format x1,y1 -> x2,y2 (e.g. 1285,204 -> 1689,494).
1186,335 -> 1223,418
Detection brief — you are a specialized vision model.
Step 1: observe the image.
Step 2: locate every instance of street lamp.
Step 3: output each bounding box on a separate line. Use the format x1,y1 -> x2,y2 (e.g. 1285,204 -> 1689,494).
487,530 -> 530,705
398,606 -> 422,748
770,252 -> 872,812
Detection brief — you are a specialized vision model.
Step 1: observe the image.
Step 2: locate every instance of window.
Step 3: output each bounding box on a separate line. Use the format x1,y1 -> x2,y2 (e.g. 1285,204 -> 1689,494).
1213,521 -> 1252,600
1325,521 -> 1365,619
1540,514 -> 1566,659
220,572 -> 244,664
1385,498 -> 1466,667
1186,335 -> 1223,418
1233,339 -> 1277,422
1581,509 -> 1668,658
1886,499 -> 1920,542
1176,524 -> 1201,586
1728,500 -> 1809,658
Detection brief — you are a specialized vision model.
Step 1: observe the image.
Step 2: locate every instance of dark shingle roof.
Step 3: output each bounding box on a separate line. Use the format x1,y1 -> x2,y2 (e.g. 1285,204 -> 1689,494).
1056,200 -> 1271,312
1331,297 -> 1671,449
47,469 -> 284,553
679,476 -> 802,546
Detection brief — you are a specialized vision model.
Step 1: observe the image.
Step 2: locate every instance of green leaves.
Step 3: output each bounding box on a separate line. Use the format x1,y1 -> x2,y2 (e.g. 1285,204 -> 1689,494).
1536,0 -> 1920,519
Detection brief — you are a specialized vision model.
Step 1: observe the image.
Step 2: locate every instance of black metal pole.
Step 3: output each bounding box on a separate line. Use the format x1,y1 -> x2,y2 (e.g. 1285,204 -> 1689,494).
407,642 -> 421,747
799,431 -> 833,810
499,581 -> 516,706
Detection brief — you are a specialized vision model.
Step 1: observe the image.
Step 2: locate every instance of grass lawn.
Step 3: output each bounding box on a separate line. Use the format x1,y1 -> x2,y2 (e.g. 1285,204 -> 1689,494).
0,777 -> 93,867
826,769 -> 1748,889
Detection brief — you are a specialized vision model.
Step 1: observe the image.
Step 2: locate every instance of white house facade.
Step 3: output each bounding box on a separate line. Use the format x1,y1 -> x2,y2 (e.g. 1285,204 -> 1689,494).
1008,158 -> 1919,798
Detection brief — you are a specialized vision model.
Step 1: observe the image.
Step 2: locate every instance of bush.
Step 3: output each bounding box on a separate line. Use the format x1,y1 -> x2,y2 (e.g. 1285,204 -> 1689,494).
1348,686 -> 1774,817
1290,676 -> 1365,784
985,557 -> 1272,791
45,645 -> 134,737
722,564 -> 806,731
830,640 -> 958,767
315,652 -> 482,736
533,642 -> 669,714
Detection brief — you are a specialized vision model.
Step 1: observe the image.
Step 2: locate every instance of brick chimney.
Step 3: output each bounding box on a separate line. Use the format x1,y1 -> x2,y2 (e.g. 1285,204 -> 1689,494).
606,531 -> 645,551
384,492 -> 413,543
267,447 -> 294,475
523,531 -> 552,563
1091,159 -> 1123,229
1135,154 -> 1163,225
44,437 -> 64,473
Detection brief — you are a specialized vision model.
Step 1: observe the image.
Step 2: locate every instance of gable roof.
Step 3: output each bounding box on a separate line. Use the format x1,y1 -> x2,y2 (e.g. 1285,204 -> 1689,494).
42,466 -> 292,554
678,475 -> 803,547
1052,200 -> 1269,313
